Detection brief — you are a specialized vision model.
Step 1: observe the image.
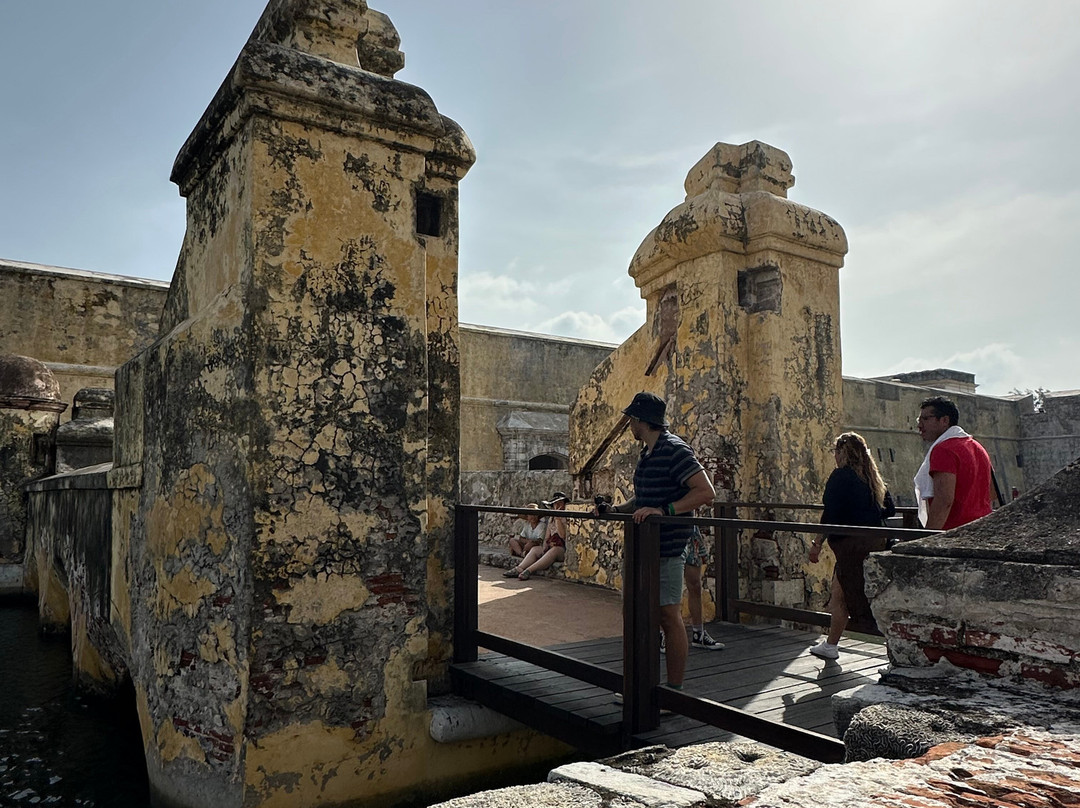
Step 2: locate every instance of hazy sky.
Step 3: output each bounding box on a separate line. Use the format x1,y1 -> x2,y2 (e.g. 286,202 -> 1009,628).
2,1 -> 1077,395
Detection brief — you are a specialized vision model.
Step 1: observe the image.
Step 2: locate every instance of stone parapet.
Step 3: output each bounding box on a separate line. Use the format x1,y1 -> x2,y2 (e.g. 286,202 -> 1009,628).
868,458 -> 1080,688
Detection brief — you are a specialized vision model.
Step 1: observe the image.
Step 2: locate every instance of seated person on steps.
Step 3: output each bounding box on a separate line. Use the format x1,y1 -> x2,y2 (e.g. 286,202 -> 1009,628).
508,503 -> 546,558
504,491 -> 568,581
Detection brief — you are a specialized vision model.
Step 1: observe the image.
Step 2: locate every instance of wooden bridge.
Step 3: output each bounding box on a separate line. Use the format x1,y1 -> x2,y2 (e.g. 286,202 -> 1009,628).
451,504 -> 931,760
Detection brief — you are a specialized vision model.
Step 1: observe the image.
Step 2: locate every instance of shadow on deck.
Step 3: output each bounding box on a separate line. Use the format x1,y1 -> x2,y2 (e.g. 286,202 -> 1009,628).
450,620 -> 888,756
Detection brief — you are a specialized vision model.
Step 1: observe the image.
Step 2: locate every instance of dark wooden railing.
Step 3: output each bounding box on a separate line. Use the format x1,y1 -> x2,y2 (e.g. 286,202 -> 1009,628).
454,502 -> 936,763
711,502 -> 929,627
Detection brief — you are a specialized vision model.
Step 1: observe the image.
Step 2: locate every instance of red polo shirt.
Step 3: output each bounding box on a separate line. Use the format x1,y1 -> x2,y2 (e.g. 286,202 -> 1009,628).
929,437 -> 993,530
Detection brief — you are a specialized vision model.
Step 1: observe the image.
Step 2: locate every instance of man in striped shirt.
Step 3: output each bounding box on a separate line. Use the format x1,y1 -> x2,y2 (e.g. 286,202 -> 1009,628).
608,392 -> 715,690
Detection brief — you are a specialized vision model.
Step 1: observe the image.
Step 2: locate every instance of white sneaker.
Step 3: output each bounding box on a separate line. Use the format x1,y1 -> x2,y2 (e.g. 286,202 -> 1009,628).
809,641 -> 839,660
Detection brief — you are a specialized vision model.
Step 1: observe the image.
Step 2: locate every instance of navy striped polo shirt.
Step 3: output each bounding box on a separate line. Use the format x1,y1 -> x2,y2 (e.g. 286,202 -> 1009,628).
633,431 -> 704,557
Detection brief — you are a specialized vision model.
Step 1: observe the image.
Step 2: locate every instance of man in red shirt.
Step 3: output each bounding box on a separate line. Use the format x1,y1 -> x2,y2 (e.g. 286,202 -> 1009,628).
914,396 -> 993,530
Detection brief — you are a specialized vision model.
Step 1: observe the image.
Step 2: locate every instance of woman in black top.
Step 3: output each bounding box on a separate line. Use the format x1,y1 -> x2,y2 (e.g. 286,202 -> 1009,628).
808,432 -> 895,659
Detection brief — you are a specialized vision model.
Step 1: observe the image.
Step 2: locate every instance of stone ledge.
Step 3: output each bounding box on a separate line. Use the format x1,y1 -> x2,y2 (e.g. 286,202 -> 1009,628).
24,463 -> 111,492
548,761 -> 705,808
429,730 -> 1080,808
478,544 -> 563,576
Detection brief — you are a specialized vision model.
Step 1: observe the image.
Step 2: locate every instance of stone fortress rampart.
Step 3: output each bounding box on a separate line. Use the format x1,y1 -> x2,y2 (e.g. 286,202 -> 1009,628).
4,257 -> 1075,498
2,1 -> 1080,806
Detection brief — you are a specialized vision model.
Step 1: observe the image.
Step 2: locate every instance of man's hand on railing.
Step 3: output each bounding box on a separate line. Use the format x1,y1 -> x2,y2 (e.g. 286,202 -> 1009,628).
632,506 -> 664,523
594,498 -> 635,516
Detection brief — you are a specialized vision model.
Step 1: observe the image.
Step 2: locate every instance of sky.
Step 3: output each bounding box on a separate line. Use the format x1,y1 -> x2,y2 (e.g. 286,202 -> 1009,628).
1,1 -> 1078,396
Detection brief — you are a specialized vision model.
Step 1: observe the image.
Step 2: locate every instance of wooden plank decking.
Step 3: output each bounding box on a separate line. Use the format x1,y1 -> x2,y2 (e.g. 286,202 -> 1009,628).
450,621 -> 888,756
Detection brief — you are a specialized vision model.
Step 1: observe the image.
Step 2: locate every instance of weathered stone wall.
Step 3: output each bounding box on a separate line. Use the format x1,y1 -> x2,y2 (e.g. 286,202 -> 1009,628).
0,260 -> 168,413
0,355 -> 66,558
461,469 -> 573,545
106,3 -> 564,806
569,142 -> 848,612
842,376 -> 1028,506
1021,391 -> 1080,487
0,408 -> 60,558
461,325 -> 614,471
867,458 -> 1080,688
23,468 -> 125,690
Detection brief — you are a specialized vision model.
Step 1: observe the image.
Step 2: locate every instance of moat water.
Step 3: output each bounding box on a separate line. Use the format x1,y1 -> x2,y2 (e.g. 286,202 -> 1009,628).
0,598 -> 150,806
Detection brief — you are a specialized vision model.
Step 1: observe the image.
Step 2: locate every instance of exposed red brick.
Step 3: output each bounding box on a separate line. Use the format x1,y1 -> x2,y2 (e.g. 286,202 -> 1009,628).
914,742 -> 968,763
1019,663 -> 1079,690
923,647 -> 1003,676
928,626 -> 960,646
962,629 -> 1003,649
891,622 -> 920,641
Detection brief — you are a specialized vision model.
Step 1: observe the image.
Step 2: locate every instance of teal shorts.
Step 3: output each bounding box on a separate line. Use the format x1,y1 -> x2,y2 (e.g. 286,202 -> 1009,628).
659,556 -> 684,607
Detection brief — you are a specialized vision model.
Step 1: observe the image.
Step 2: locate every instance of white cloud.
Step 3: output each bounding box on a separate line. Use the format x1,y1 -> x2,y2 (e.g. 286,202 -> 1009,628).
535,306 -> 644,344
840,188 -> 1080,395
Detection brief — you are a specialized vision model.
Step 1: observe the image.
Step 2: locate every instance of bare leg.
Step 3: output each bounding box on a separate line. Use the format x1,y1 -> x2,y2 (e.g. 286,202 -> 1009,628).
659,604 -> 688,687
523,546 -> 565,574
511,546 -> 544,573
509,537 -> 525,557
826,570 -> 848,645
684,563 -> 703,628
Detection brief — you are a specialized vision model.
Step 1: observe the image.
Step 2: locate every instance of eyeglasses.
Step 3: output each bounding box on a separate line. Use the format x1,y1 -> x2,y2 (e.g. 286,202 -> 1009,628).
916,414 -> 943,423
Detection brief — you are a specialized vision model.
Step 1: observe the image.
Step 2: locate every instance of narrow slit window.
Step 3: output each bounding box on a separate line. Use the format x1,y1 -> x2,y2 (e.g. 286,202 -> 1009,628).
416,192 -> 443,237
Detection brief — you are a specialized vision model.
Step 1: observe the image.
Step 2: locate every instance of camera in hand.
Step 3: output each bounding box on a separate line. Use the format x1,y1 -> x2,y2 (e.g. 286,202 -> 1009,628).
594,494 -> 612,514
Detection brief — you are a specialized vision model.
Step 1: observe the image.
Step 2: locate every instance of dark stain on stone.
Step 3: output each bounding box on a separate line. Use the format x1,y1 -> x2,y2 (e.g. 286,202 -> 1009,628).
344,152 -> 393,213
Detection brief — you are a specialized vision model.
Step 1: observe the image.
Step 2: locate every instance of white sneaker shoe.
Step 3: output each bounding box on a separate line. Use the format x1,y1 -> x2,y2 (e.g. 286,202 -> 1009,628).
809,641 -> 839,660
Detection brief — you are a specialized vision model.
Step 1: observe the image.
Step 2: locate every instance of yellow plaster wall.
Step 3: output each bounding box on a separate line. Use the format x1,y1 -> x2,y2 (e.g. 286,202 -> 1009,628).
460,326 -> 614,472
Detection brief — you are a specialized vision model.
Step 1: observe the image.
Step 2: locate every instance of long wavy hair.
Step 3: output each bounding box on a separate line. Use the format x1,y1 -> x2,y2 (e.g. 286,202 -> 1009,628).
834,432 -> 887,507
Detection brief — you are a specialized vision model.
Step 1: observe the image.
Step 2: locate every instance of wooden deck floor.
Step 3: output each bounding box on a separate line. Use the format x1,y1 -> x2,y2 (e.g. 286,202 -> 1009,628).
450,621 -> 888,756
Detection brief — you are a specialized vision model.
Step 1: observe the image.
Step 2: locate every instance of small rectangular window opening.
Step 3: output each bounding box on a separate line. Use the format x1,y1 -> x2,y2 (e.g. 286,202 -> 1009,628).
416,192 -> 443,237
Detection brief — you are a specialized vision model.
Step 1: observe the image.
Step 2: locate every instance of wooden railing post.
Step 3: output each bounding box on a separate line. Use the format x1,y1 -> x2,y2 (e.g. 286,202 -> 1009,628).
623,518 -> 660,736
453,505 -> 479,664
714,503 -> 740,623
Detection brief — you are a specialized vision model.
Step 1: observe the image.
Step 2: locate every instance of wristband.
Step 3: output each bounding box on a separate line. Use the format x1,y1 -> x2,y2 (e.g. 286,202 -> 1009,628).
666,503 -> 676,516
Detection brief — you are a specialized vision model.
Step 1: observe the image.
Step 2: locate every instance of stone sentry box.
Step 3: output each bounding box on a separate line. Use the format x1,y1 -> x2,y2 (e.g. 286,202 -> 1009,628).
98,2 -> 560,807
568,141 -> 848,609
